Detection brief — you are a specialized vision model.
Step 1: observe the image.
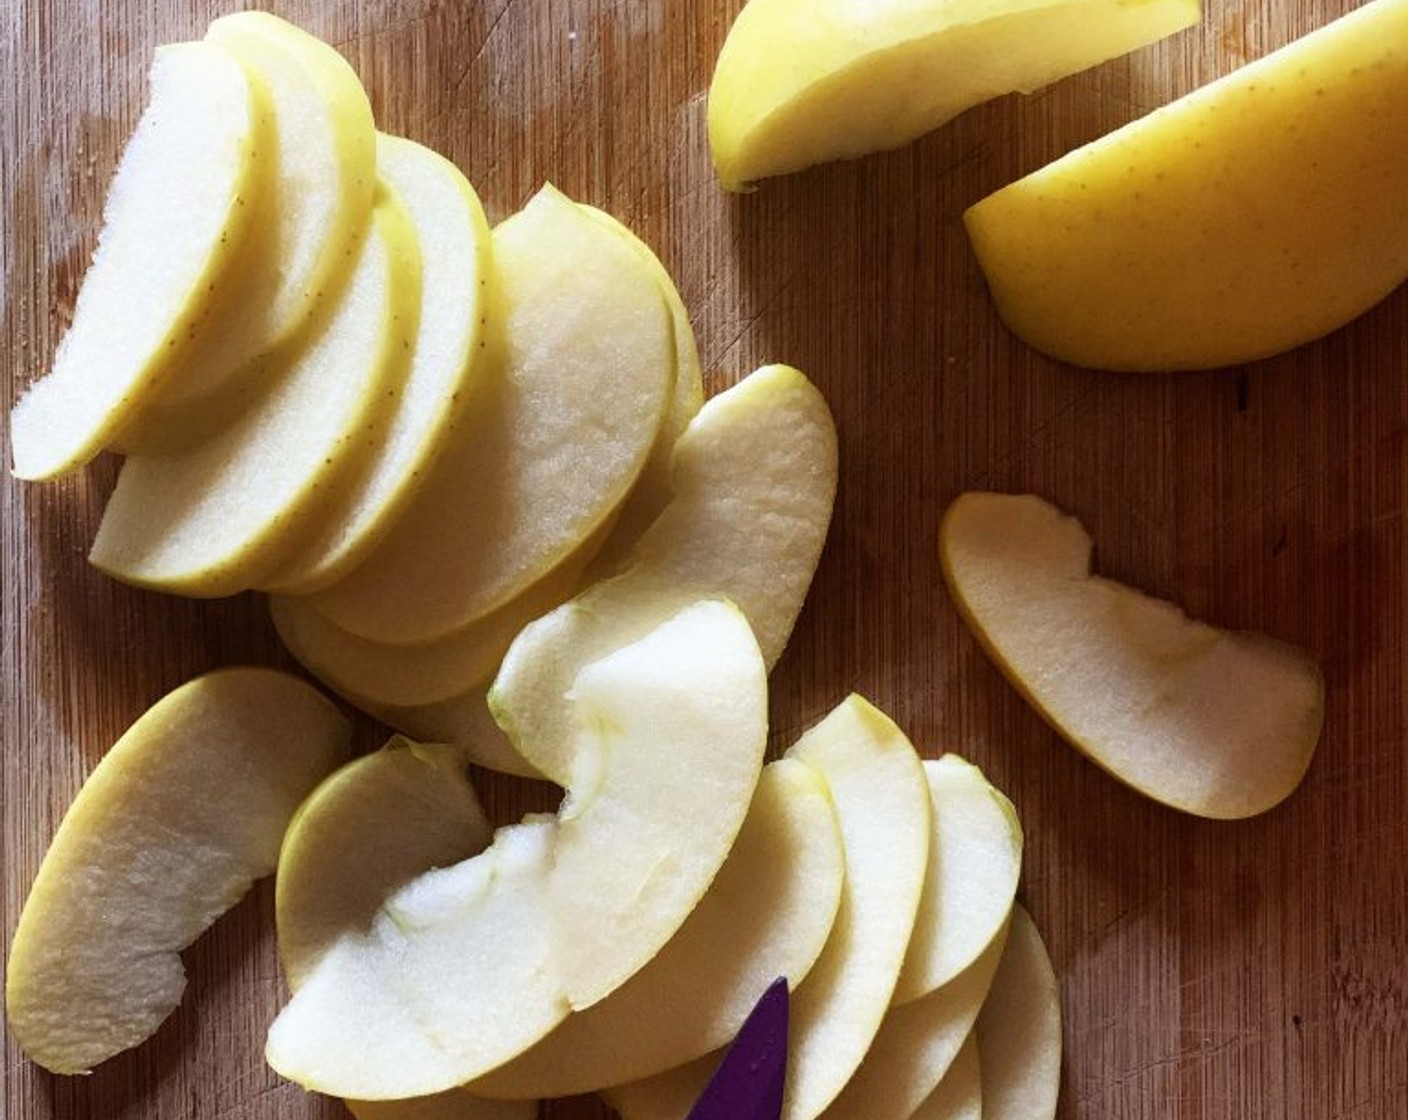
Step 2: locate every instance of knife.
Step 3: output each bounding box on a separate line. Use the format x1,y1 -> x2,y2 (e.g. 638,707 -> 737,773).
685,976 -> 790,1120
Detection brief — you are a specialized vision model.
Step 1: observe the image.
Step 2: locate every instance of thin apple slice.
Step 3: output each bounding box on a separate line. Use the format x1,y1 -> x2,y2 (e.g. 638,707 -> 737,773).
265,600 -> 767,1099
707,0 -> 1198,189
468,757 -> 844,1098
940,492 -> 1324,818
492,362 -> 836,786
364,685 -> 541,779
895,755 -> 1023,1003
263,135 -> 495,593
911,1034 -> 982,1120
964,0 -> 1408,370
307,185 -> 674,644
88,183 -> 421,597
607,694 -> 930,1120
975,905 -> 1062,1120
4,668 -> 349,1074
8,41 -> 270,480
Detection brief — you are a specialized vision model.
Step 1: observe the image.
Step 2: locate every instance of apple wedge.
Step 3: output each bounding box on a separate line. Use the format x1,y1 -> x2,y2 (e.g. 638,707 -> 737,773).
468,757 -> 843,1097
307,185 -> 674,644
88,183 -> 421,597
4,669 -> 349,1074
265,600 -> 768,1099
911,1034 -> 982,1120
607,694 -> 930,1120
940,492 -> 1324,818
975,905 -> 1062,1120
9,40 -> 271,480
262,134 -> 495,593
964,0 -> 1408,370
492,362 -> 837,786
707,0 -> 1198,189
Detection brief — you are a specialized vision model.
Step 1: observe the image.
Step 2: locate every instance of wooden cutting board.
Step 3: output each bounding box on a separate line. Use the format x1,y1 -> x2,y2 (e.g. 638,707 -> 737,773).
4,1 -> 1407,1118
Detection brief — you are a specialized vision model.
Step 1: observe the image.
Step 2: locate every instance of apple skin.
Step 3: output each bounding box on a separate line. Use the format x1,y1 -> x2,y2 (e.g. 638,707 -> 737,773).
965,0 -> 1408,370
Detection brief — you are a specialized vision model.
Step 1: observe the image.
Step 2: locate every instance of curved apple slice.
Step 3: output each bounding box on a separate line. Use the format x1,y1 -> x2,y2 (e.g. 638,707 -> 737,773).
940,492 -> 1323,818
911,1035 -> 982,1120
8,41 -> 270,480
263,135 -> 495,593
493,362 -> 836,786
265,600 -> 768,1099
4,669 -> 349,1074
707,0 -> 1197,190
965,0 -> 1408,370
469,757 -> 844,1098
308,185 -> 674,644
974,905 -> 1062,1120
89,183 -> 421,596
895,755 -> 1023,1003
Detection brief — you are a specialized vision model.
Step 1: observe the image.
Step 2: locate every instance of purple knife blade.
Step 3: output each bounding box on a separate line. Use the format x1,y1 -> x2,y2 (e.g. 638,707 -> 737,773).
685,976 -> 789,1120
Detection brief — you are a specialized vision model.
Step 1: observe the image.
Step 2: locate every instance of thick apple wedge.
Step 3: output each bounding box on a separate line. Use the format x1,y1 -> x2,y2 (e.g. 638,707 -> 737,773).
5,669 -> 349,1074
265,600 -> 768,1099
468,757 -> 843,1098
608,695 -> 930,1120
263,135 -> 495,593
964,0 -> 1408,370
912,1035 -> 983,1120
492,362 -> 836,785
940,492 -> 1324,818
9,41 -> 270,480
89,185 -> 421,597
707,0 -> 1198,189
308,185 -> 674,644
975,905 -> 1062,1120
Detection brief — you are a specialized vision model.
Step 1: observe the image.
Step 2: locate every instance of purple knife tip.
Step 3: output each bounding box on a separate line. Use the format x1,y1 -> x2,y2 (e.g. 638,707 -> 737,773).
685,976 -> 790,1120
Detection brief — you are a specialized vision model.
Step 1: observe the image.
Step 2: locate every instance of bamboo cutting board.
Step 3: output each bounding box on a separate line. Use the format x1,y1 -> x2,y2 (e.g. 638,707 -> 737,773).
4,1 -> 1408,1118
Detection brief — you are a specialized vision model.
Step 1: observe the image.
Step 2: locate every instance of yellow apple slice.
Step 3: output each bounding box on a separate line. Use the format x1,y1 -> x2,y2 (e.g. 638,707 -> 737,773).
367,686 -> 540,778
707,0 -> 1198,189
469,757 -> 844,1098
265,600 -> 767,1099
8,41 -> 270,480
911,1034 -> 983,1120
895,755 -> 1023,1003
308,185 -> 674,644
263,135 -> 495,593
4,668 -> 349,1074
974,905 -> 1062,1120
88,183 -> 421,597
940,492 -> 1324,818
965,0 -> 1408,370
608,695 -> 930,1120
492,362 -> 836,786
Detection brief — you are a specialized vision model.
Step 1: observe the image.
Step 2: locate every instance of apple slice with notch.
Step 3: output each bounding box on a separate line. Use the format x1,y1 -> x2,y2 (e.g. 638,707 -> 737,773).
9,40 -> 272,481
964,0 -> 1408,370
940,491 -> 1324,818
707,0 -> 1198,189
262,134 -> 496,594
607,694 -> 930,1120
911,1034 -> 982,1120
4,668 -> 349,1074
492,362 -> 836,786
468,756 -> 844,1098
307,185 -> 675,645
975,904 -> 1062,1120
88,181 -> 421,597
264,599 -> 768,1099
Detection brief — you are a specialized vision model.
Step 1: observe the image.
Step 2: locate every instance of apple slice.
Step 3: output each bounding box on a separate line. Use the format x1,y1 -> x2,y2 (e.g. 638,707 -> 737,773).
964,0 -> 1408,370
88,183 -> 421,597
492,362 -> 836,786
8,40 -> 271,480
707,0 -> 1198,189
262,134 -> 495,593
364,685 -> 542,779
607,695 -> 930,1120
974,905 -> 1062,1120
895,755 -> 1023,1003
307,185 -> 674,644
911,1034 -> 982,1120
265,600 -> 768,1099
940,492 -> 1324,818
4,668 -> 349,1074
468,757 -> 844,1097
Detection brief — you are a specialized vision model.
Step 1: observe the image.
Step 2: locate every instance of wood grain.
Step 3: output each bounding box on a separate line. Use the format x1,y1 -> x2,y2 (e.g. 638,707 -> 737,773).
5,1 -> 1408,1118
